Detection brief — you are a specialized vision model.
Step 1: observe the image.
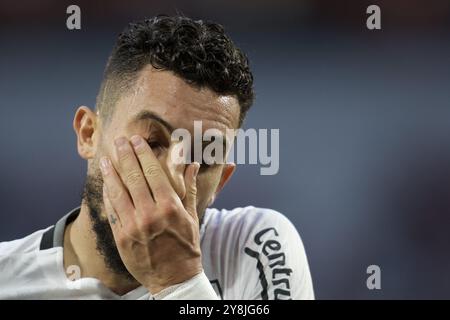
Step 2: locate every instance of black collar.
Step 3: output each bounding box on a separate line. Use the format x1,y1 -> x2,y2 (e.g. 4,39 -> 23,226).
40,206 -> 208,250
39,207 -> 80,250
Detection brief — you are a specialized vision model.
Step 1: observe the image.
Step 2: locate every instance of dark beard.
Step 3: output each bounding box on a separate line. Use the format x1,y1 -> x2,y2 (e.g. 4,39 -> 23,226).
82,172 -> 135,282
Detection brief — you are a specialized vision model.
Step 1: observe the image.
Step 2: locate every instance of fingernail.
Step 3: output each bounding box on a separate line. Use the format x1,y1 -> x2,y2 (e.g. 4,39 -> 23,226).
100,157 -> 111,175
193,162 -> 200,177
130,135 -> 142,148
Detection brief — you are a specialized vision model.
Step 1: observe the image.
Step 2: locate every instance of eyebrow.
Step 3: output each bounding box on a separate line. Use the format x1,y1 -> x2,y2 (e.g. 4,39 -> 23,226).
133,110 -> 175,133
134,110 -> 229,158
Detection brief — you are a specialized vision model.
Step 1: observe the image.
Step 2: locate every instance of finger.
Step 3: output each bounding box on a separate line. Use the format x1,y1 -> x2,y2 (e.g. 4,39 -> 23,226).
130,135 -> 176,201
103,184 -> 122,229
164,142 -> 188,201
100,156 -> 135,228
114,137 -> 154,208
182,162 -> 200,219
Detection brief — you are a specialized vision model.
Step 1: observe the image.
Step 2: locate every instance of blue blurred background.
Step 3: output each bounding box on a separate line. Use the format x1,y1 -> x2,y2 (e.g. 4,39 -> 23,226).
1,0 -> 450,299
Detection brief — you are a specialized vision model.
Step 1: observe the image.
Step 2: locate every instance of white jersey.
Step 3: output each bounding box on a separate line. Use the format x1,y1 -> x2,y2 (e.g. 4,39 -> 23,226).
0,206 -> 314,300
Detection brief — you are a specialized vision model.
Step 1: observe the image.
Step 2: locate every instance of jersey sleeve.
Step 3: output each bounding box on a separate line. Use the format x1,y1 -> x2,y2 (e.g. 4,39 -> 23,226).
151,271 -> 219,300
238,208 -> 314,300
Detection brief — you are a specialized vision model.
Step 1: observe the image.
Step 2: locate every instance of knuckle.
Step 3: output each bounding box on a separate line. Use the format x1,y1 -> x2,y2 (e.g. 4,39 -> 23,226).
107,185 -> 123,201
125,170 -> 142,187
188,185 -> 197,197
160,199 -> 179,216
143,165 -> 161,179
118,149 -> 132,163
134,144 -> 146,155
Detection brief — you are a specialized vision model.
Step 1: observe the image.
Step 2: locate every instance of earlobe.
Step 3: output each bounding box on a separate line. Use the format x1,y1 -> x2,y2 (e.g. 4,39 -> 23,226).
73,106 -> 98,160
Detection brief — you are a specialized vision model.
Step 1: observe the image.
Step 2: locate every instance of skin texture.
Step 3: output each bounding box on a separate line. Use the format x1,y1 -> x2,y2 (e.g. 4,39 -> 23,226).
66,65 -> 240,295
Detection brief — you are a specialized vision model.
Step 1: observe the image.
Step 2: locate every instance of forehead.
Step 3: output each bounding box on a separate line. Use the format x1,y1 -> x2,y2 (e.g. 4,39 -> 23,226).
111,65 -> 240,133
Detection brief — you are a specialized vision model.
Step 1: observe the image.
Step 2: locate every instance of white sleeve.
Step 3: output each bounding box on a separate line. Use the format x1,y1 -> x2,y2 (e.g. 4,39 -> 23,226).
151,271 -> 219,300
239,209 -> 315,300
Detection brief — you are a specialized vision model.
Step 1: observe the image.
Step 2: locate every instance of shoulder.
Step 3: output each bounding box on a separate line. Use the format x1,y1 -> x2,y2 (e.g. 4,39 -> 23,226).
0,227 -> 61,299
0,227 -> 50,256
202,206 -> 300,244
202,206 -> 314,300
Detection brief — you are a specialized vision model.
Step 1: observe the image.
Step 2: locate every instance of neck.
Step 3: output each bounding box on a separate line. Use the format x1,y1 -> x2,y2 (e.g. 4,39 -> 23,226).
63,202 -> 140,295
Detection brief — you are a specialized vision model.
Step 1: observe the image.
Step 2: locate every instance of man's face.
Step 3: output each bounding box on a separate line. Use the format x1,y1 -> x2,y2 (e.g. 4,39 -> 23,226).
81,65 -> 240,277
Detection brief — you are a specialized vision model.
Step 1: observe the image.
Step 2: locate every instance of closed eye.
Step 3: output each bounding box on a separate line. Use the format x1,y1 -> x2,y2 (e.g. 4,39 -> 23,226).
148,141 -> 161,149
146,140 -> 164,155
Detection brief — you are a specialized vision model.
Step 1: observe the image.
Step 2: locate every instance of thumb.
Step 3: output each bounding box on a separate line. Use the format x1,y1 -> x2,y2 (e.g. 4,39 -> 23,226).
183,162 -> 200,219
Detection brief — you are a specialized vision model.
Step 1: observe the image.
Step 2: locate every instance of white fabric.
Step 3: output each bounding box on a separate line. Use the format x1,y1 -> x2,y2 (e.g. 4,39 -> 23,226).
152,271 -> 218,300
0,206 -> 314,300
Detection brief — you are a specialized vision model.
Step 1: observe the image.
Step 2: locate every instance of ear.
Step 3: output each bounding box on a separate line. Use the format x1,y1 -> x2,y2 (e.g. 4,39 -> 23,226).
208,163 -> 236,206
73,106 -> 99,160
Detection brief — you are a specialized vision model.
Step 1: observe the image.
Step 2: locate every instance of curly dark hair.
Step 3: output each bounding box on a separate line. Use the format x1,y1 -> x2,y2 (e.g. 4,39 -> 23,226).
96,15 -> 254,126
